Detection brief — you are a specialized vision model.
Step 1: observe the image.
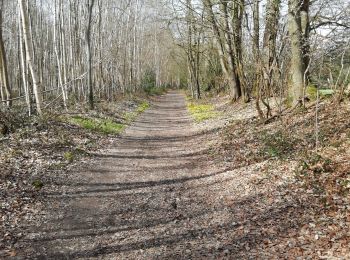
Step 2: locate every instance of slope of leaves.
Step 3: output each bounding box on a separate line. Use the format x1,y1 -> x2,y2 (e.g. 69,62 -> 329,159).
211,101 -> 350,258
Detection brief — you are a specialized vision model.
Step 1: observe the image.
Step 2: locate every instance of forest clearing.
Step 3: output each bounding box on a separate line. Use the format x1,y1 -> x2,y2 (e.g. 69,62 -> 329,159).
1,0 -> 350,259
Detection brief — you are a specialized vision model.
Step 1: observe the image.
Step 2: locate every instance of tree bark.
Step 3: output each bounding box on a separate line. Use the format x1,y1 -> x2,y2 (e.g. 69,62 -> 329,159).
220,1 -> 241,100
0,0 -> 12,106
18,0 -> 43,115
262,0 -> 281,69
288,0 -> 308,105
252,0 -> 265,119
86,0 -> 95,110
203,0 -> 241,100
231,0 -> 245,100
18,12 -> 31,115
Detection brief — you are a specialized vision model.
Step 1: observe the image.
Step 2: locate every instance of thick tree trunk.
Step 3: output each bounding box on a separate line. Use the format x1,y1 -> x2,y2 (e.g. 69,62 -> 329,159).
220,1 -> 241,100
288,0 -> 309,105
231,0 -> 245,100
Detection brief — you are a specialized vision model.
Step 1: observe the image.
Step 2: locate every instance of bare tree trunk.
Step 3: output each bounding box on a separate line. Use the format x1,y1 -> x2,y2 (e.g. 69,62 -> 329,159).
86,0 -> 95,110
203,0 -> 241,100
0,0 -> 12,106
186,0 -> 201,99
18,12 -> 31,115
288,0 -> 308,105
231,0 -> 245,100
300,0 -> 310,84
263,0 -> 280,70
252,0 -> 264,120
18,0 -> 43,115
54,0 -> 67,109
220,1 -> 241,100
259,0 -> 281,116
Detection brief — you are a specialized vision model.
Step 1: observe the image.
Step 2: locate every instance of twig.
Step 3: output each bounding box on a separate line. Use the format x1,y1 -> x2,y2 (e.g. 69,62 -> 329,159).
315,86 -> 320,152
44,73 -> 87,109
0,137 -> 9,142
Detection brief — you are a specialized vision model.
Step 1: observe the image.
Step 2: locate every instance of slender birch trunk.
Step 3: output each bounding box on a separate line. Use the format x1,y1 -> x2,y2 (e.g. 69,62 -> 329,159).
0,1 -> 11,106
86,0 -> 95,109
18,0 -> 43,115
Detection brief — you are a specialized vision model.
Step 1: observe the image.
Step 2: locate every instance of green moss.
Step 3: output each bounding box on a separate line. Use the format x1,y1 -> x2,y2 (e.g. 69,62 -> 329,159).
306,85 -> 318,100
69,116 -> 125,134
285,95 -> 294,108
100,120 -> 125,134
307,85 -> 335,100
319,89 -> 335,96
187,103 -> 220,122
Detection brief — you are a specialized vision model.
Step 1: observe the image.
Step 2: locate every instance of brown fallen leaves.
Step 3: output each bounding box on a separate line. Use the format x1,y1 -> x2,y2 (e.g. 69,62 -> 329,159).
210,100 -> 350,258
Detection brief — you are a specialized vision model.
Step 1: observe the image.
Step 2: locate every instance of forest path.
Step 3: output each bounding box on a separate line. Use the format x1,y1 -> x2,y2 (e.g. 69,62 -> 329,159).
21,90 -> 238,259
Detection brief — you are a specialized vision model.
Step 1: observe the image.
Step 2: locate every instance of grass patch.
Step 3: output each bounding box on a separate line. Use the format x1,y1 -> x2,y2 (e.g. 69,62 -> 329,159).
66,101 -> 150,133
187,102 -> 220,122
124,101 -> 150,123
63,151 -> 74,163
69,116 -> 125,135
137,101 -> 150,113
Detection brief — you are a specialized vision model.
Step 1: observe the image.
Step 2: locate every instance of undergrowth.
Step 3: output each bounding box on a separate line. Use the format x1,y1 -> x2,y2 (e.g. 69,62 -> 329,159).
67,100 -> 150,134
123,101 -> 150,123
259,129 -> 300,158
187,102 -> 220,122
144,86 -> 167,96
69,116 -> 125,135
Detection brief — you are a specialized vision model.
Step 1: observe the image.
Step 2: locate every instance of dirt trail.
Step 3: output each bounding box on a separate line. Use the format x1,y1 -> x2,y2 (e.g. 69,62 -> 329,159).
18,91 -> 322,259
20,91 -> 238,259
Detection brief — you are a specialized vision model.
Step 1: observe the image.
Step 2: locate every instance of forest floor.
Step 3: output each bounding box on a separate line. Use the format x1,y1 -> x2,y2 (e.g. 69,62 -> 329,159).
1,90 -> 350,259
